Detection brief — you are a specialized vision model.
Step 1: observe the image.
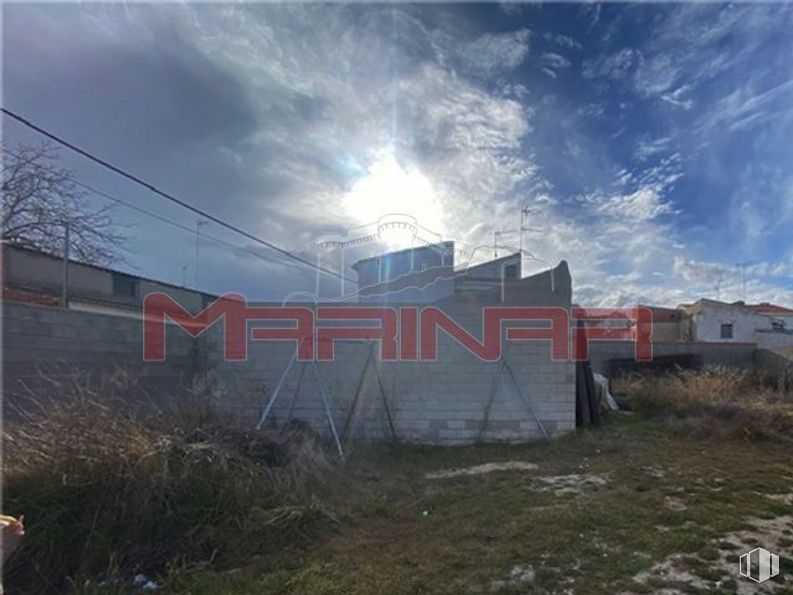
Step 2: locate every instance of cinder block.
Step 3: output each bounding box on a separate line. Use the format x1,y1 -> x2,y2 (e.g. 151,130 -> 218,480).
438,429 -> 477,440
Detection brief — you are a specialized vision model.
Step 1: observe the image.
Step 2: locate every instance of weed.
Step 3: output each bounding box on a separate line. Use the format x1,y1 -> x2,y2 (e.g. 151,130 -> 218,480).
612,366 -> 793,440
2,371 -> 337,594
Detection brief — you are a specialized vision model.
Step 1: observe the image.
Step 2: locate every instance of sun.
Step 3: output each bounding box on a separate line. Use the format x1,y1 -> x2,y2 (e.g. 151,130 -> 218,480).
342,154 -> 446,239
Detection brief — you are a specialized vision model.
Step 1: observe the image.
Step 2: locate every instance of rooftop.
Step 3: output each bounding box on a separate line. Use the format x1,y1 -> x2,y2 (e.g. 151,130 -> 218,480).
679,298 -> 793,315
350,241 -> 454,271
747,302 -> 793,315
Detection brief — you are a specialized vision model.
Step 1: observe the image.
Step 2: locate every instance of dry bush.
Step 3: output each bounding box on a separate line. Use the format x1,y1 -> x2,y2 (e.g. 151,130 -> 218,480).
2,371 -> 338,594
612,366 -> 793,440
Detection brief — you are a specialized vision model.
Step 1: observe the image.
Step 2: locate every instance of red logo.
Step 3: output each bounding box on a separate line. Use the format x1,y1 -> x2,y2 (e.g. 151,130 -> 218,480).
143,293 -> 653,363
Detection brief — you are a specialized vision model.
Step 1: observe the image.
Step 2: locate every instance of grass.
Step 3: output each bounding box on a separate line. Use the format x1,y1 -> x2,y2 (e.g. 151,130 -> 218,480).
2,371 -> 337,594
153,415 -> 793,594
612,365 -> 793,441
3,367 -> 793,594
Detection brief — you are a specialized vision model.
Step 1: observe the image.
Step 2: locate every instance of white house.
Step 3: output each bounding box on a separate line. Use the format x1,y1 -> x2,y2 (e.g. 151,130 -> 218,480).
679,299 -> 793,348
748,302 -> 793,348
748,303 -> 793,330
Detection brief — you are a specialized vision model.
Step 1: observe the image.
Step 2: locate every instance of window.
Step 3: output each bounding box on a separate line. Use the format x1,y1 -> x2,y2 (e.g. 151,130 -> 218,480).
112,273 -> 138,298
720,323 -> 733,339
503,263 -> 519,279
772,320 -> 785,331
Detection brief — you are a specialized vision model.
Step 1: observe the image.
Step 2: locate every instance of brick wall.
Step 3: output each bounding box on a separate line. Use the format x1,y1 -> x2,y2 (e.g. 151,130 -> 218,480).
2,301 -> 198,414
588,340 -> 758,375
203,301 -> 576,445
5,299 -> 766,445
2,300 -> 576,444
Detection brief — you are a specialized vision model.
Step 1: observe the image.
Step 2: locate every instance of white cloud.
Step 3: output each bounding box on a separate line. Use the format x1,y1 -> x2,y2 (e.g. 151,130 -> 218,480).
636,136 -> 673,161
701,78 -> 793,132
633,54 -> 679,98
671,256 -> 793,306
400,62 -> 530,151
28,3 -> 790,306
626,5 -> 793,111
457,28 -> 531,76
591,187 -> 677,221
674,257 -> 729,286
147,5 -> 540,277
660,85 -> 693,110
543,32 -> 582,51
541,52 -> 571,70
582,48 -> 642,81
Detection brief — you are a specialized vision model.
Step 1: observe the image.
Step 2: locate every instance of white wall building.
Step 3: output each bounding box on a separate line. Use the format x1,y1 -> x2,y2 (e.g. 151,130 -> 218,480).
749,303 -> 793,349
749,303 -> 793,330
680,299 -> 793,349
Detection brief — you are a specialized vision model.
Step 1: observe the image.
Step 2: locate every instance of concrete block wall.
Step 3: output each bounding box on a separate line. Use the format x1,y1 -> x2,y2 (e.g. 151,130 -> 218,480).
588,340 -> 758,375
755,348 -> 793,385
755,330 -> 793,350
5,299 -> 763,445
3,263 -> 578,445
2,301 -> 198,412
203,301 -> 576,445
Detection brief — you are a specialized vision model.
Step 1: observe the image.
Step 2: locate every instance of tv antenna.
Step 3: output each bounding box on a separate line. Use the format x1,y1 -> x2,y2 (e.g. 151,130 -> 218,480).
493,206 -> 545,272
735,261 -> 754,302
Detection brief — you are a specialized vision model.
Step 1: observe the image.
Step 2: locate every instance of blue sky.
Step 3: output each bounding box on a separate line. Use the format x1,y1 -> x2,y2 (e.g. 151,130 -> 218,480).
3,3 -> 793,306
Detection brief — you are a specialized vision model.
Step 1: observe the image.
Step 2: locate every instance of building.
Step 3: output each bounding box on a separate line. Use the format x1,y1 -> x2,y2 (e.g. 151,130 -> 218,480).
352,241 -> 531,304
748,302 -> 793,330
351,241 -> 454,289
206,253 -> 577,444
679,298 -> 793,349
2,243 -> 213,317
638,305 -> 687,342
747,302 -> 793,348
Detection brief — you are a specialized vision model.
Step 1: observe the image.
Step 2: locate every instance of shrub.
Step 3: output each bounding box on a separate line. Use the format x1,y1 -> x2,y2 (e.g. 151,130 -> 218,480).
2,371 -> 338,594
612,366 -> 793,441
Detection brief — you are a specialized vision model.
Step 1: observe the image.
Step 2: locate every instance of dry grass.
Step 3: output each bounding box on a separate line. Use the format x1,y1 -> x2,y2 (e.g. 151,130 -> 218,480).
612,366 -> 793,440
5,366 -> 793,594
2,371 -> 338,594
146,414 -> 793,595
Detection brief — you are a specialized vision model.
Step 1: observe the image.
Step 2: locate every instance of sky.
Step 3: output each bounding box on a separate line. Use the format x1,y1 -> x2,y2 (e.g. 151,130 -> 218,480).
3,2 -> 793,306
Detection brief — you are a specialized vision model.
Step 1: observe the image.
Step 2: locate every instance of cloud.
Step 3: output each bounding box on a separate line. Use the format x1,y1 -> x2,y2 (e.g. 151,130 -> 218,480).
456,28 -> 532,76
148,5 -> 540,283
590,187 -> 678,221
673,257 -> 730,286
660,85 -> 693,110
541,52 -> 571,70
4,3 -> 791,307
583,48 -> 642,81
543,32 -> 582,51
636,136 -> 673,161
670,256 -> 793,306
700,78 -> 793,133
631,5 -> 793,109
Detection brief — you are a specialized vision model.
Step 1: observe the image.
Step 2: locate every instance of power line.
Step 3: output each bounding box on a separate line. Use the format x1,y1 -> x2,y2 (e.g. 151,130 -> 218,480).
1,107 -> 354,283
82,180 -> 312,277
2,147 -> 312,277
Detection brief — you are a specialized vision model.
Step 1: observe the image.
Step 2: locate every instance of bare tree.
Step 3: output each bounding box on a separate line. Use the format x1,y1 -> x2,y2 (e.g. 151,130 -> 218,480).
2,142 -> 126,265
